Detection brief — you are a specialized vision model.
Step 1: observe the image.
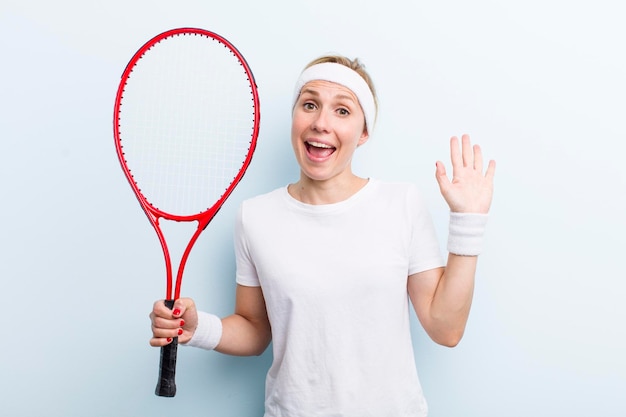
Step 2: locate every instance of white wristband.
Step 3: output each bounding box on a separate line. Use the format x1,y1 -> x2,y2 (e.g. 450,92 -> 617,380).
183,311 -> 223,351
447,212 -> 488,256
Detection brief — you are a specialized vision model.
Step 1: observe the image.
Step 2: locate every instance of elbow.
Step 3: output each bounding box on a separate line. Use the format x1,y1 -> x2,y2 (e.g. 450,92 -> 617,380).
431,328 -> 465,348
425,311 -> 470,347
252,333 -> 272,356
438,336 -> 462,348
252,340 -> 271,356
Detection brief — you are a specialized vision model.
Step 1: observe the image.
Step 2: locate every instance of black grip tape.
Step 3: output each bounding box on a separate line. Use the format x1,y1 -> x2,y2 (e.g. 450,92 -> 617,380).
155,299 -> 178,397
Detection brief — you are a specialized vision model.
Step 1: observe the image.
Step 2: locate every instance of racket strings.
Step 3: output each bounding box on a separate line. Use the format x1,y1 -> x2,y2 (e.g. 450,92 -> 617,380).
119,33 -> 256,216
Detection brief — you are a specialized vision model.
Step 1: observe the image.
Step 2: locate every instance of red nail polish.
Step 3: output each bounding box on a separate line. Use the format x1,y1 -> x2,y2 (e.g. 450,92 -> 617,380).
172,308 -> 181,316
180,320 -> 185,327
177,329 -> 183,336
166,337 -> 172,343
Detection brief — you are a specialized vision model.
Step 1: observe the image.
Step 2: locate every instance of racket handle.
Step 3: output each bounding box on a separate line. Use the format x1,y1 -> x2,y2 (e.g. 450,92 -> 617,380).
155,299 -> 178,397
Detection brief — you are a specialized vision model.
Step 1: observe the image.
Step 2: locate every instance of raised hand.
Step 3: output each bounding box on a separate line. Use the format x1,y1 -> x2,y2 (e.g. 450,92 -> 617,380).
435,134 -> 495,214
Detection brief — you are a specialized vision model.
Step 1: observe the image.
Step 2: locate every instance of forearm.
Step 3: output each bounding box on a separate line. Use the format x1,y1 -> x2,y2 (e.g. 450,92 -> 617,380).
215,313 -> 272,356
427,254 -> 477,346
427,134 -> 494,345
183,285 -> 271,356
184,311 -> 271,356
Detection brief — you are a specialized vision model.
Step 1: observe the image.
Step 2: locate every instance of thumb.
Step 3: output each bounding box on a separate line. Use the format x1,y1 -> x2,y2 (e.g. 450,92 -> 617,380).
435,161 -> 450,190
171,297 -> 196,318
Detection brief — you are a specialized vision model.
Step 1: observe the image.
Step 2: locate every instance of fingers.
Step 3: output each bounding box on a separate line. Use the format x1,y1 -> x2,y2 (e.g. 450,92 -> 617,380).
450,134 -> 475,172
461,134 -> 473,168
440,134 -> 496,213
149,316 -> 184,347
449,136 -> 462,170
152,299 -> 173,317
451,134 -> 477,170
435,160 -> 450,189
485,159 -> 496,180
149,298 -> 196,347
473,143 -> 484,172
450,134 -> 494,175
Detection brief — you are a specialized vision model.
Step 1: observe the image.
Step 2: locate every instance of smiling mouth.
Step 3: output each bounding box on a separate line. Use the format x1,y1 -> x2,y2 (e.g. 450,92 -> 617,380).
305,141 -> 336,158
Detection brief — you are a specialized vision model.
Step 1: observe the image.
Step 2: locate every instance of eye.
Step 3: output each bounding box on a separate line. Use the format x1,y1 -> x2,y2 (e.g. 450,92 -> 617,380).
303,102 -> 316,110
337,107 -> 350,116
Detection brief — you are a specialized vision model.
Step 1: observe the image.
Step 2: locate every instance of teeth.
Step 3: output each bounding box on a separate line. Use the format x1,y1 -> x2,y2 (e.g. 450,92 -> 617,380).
307,141 -> 333,149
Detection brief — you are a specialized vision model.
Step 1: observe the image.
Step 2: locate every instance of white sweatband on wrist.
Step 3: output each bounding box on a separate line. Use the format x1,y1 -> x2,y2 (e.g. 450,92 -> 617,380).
292,62 -> 376,134
183,311 -> 223,351
447,212 -> 489,256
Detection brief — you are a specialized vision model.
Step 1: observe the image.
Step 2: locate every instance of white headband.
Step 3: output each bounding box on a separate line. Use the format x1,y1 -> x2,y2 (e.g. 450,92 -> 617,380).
292,62 -> 376,134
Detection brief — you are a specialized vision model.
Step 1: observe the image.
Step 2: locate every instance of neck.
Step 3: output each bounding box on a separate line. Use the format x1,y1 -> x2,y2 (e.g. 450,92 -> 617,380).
288,174 -> 369,205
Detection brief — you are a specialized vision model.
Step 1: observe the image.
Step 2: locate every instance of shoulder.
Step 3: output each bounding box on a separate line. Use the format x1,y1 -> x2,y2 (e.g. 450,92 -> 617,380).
241,186 -> 286,209
237,186 -> 289,225
368,179 -> 423,201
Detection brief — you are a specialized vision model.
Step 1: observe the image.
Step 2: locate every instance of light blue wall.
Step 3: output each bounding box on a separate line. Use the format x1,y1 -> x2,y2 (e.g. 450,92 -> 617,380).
1,1 -> 624,416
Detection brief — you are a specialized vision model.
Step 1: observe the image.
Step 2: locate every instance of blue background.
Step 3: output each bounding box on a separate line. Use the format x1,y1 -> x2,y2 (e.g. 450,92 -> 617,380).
1,1 -> 625,416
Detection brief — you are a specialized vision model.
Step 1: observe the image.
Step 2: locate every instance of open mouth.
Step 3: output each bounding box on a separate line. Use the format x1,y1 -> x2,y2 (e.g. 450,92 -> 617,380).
305,141 -> 336,159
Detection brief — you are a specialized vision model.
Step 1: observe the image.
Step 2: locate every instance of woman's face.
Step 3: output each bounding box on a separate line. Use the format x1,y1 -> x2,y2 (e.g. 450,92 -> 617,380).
291,80 -> 369,183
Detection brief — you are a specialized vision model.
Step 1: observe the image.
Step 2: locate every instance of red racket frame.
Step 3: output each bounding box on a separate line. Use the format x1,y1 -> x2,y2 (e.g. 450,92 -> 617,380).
113,27 -> 260,301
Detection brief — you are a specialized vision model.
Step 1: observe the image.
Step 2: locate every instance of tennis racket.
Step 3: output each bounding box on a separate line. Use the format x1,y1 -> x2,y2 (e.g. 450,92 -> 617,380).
113,28 -> 260,397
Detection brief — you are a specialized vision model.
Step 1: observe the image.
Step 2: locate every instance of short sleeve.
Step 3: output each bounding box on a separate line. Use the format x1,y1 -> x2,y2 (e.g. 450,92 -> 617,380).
234,202 -> 261,287
406,186 -> 446,275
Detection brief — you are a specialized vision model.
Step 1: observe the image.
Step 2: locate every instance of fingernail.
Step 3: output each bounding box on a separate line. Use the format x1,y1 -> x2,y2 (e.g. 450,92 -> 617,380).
166,337 -> 172,343
177,329 -> 183,336
172,308 -> 181,316
180,320 -> 185,327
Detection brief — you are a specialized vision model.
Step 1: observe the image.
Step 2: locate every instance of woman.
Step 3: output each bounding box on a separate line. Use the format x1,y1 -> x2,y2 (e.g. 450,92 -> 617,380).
150,55 -> 496,416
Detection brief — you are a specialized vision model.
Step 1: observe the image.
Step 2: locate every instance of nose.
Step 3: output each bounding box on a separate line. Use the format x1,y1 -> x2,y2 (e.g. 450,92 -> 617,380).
311,108 -> 330,133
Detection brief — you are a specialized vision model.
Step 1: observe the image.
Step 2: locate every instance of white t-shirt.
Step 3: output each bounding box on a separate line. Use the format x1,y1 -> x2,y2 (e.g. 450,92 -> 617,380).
234,179 -> 445,417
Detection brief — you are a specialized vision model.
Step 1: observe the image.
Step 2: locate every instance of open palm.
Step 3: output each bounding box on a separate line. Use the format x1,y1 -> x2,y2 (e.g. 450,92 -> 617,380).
435,134 -> 496,214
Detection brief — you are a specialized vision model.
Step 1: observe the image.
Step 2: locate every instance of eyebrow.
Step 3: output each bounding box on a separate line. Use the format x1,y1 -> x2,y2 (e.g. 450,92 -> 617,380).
300,88 -> 357,104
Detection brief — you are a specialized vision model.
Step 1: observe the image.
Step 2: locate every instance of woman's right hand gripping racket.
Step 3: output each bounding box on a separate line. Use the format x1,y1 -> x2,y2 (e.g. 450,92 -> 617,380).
113,28 -> 260,397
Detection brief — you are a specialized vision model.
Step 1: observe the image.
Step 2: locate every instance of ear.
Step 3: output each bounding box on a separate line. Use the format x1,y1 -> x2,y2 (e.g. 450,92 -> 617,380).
357,127 -> 369,147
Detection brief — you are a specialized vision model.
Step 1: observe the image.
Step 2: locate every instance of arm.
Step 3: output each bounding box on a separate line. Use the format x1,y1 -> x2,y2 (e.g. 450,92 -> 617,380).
409,134 -> 495,347
408,256 -> 476,347
149,284 -> 271,357
216,284 -> 271,356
